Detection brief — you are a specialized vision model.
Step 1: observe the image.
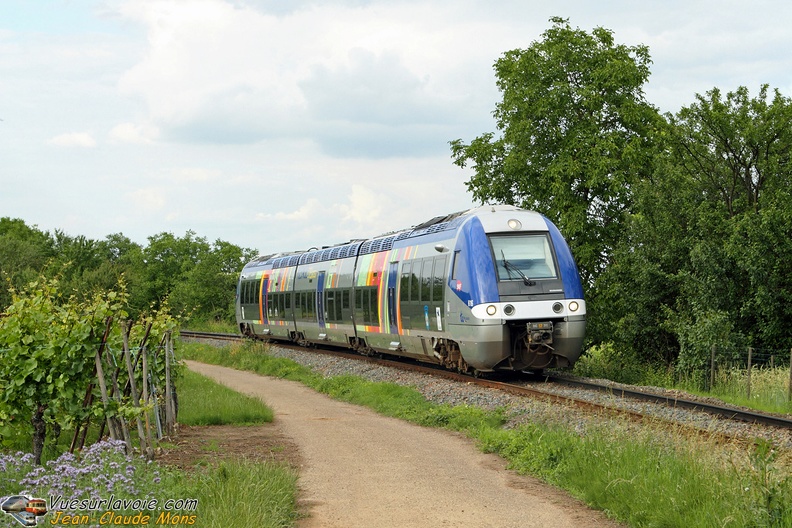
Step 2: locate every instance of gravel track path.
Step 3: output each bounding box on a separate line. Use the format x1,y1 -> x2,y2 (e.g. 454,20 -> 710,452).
185,360 -> 625,528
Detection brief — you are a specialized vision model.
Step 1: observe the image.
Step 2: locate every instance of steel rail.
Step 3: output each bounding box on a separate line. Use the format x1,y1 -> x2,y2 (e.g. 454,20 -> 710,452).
547,375 -> 792,430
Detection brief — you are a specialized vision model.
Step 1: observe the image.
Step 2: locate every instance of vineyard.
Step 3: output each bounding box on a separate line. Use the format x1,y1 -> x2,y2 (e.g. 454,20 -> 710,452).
0,277 -> 180,464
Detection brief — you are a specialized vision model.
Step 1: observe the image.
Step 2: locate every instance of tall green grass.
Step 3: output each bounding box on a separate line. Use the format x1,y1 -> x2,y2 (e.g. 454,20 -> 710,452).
177,368 -> 274,425
190,459 -> 298,528
173,365 -> 298,527
574,343 -> 792,415
181,339 -> 792,528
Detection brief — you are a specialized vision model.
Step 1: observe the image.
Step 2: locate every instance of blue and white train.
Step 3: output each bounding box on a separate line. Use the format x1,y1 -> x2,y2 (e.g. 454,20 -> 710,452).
236,205 -> 586,373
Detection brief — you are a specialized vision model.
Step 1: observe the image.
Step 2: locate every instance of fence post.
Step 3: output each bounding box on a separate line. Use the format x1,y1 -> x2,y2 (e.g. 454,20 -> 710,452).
746,347 -> 753,400
710,345 -> 716,392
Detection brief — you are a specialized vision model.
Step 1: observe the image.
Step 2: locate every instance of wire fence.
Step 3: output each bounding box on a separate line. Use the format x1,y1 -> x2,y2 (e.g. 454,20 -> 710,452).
699,346 -> 792,404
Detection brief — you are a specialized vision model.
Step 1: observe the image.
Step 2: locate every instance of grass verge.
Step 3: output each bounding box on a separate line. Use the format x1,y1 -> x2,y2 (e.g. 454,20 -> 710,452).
174,367 -> 298,527
181,339 -> 792,528
177,368 -> 274,425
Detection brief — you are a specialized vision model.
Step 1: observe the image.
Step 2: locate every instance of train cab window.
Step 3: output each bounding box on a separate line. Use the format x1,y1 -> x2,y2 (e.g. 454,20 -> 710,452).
451,251 -> 460,280
489,234 -> 557,282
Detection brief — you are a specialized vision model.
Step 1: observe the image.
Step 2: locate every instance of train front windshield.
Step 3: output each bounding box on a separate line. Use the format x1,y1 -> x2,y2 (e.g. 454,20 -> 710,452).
489,234 -> 557,282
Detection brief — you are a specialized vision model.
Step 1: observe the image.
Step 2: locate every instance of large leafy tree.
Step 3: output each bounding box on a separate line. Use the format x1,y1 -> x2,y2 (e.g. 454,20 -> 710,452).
662,85 -> 792,362
0,218 -> 55,308
450,17 -> 662,283
669,85 -> 792,216
600,85 -> 792,368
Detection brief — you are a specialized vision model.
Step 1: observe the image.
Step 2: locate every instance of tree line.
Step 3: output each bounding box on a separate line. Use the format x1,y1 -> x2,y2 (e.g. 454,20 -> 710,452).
0,220 -> 255,325
451,17 -> 792,372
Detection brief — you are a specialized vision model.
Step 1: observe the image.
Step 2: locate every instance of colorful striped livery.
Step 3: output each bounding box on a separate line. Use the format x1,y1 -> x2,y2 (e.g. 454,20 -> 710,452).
237,205 -> 586,374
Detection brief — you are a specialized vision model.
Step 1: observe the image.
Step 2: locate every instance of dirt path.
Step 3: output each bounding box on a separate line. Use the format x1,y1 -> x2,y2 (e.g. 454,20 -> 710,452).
185,360 -> 623,528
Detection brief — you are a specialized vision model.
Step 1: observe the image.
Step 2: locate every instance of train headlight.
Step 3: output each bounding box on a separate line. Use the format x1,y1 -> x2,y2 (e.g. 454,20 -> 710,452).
486,305 -> 497,316
552,302 -> 563,313
507,219 -> 522,230
503,304 -> 515,316
568,301 -> 579,312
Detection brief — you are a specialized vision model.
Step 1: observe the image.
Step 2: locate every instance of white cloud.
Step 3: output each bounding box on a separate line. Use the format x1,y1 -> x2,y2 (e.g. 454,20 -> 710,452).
47,132 -> 97,147
109,122 -> 159,144
112,0 -> 506,153
127,187 -> 167,211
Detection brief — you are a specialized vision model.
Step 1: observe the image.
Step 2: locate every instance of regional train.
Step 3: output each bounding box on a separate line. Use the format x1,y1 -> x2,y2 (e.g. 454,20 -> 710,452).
236,205 -> 586,374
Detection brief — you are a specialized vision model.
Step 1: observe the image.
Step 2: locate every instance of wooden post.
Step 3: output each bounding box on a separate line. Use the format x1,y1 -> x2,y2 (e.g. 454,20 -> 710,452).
94,346 -> 119,440
108,351 -> 133,453
710,345 -> 716,392
72,317 -> 114,450
164,331 -> 176,436
746,347 -> 753,400
141,344 -> 155,456
122,322 -> 150,458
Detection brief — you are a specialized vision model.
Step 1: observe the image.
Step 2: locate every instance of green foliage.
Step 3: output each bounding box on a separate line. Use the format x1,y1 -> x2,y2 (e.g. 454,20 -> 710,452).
451,16 -> 662,283
0,274 -> 186,464
177,369 -> 274,425
190,459 -> 298,528
0,218 -> 255,325
140,232 -> 255,322
0,277 -> 128,459
572,343 -> 674,386
0,218 -> 55,309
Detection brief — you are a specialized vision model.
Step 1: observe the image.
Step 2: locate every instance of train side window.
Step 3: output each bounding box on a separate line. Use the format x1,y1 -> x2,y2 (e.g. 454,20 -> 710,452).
254,281 -> 260,304
420,259 -> 433,303
367,287 -> 379,326
355,288 -> 363,314
432,255 -> 447,303
306,292 -> 315,319
410,263 -> 420,301
342,289 -> 350,310
335,291 -> 343,321
326,290 -> 336,322
400,262 -> 412,302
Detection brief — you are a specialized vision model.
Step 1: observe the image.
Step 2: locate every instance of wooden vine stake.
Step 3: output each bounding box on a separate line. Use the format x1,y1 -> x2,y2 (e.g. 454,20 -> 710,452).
164,331 -> 176,437
122,321 -> 153,460
93,317 -> 120,442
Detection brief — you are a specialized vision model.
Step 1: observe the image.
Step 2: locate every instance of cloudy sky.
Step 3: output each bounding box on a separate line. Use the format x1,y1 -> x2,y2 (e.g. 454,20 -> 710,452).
2,0 -> 790,255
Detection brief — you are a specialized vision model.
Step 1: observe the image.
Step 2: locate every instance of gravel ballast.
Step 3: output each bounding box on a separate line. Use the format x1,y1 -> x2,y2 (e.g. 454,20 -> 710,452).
259,344 -> 792,452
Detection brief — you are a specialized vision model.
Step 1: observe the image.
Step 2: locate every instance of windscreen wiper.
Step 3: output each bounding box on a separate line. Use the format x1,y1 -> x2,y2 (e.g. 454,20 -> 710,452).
501,251 -> 536,286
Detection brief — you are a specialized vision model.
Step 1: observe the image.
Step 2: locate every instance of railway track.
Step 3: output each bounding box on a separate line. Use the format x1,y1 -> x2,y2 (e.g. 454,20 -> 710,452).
179,330 -> 792,432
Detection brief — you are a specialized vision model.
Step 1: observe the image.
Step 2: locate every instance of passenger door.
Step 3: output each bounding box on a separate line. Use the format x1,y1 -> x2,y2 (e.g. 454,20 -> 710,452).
387,262 -> 399,335
316,271 -> 326,329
